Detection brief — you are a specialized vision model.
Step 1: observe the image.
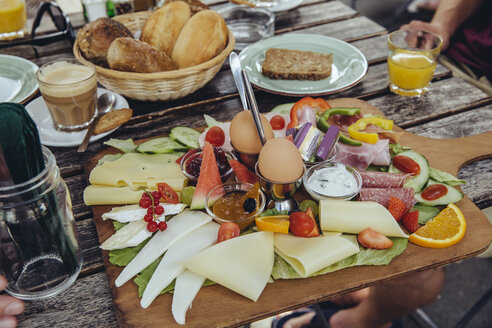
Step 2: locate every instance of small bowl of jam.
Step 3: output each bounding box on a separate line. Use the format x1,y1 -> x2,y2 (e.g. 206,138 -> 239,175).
180,147 -> 236,183
205,182 -> 266,230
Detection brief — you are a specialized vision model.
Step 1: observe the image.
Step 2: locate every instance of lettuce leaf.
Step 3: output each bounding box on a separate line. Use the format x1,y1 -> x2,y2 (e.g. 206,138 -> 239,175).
271,237 -> 408,280
104,138 -> 138,153
204,114 -> 221,128
113,221 -> 127,231
97,154 -> 123,166
109,239 -> 149,267
412,204 -> 440,224
429,167 -> 466,186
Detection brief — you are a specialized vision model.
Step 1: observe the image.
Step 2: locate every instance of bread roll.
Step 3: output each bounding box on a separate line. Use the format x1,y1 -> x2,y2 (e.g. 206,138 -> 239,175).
140,1 -> 191,57
107,38 -> 177,73
163,0 -> 209,14
77,18 -> 133,67
171,10 -> 228,69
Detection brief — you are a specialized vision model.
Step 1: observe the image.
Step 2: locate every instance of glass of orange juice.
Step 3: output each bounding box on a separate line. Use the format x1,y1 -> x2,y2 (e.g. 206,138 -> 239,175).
0,0 -> 27,40
387,29 -> 443,96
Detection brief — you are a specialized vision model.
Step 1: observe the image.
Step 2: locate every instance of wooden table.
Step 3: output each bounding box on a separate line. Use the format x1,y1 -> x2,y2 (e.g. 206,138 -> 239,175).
2,1 -> 492,327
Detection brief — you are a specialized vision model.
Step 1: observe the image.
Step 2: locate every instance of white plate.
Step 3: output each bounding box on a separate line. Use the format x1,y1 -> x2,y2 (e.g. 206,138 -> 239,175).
0,54 -> 39,104
238,34 -> 368,96
26,88 -> 129,147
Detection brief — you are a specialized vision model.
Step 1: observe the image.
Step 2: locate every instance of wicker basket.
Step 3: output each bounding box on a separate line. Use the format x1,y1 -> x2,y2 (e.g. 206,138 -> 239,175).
73,11 -> 235,101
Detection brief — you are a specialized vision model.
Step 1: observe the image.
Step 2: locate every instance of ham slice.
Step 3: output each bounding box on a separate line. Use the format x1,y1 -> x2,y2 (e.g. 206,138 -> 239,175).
335,139 -> 390,169
358,170 -> 410,188
359,187 -> 415,213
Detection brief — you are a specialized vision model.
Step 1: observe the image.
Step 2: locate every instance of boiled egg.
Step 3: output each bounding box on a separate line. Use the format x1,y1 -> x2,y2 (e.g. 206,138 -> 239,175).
230,111 -> 274,154
258,138 -> 304,183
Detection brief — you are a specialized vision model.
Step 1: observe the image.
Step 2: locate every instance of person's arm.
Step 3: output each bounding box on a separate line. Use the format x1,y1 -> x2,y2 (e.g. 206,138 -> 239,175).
401,0 -> 483,49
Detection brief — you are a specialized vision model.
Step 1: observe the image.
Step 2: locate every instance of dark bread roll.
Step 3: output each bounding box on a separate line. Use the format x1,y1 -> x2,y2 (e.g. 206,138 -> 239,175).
77,18 -> 133,67
107,37 -> 177,73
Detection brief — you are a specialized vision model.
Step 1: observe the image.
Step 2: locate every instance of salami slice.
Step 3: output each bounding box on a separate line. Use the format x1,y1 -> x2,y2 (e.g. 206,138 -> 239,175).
359,188 -> 415,212
358,170 -> 409,188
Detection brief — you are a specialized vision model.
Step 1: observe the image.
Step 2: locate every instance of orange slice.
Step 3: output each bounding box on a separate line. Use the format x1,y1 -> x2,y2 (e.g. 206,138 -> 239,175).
255,215 -> 290,234
409,203 -> 466,248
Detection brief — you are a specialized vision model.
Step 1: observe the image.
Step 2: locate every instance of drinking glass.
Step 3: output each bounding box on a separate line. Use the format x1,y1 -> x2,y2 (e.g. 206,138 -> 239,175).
0,147 -> 82,300
36,58 -> 97,132
387,29 -> 443,96
0,0 -> 27,40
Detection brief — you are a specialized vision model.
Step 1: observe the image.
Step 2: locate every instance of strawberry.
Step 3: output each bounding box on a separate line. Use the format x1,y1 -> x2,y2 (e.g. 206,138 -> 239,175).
388,196 -> 406,221
402,210 -> 420,233
357,227 -> 393,249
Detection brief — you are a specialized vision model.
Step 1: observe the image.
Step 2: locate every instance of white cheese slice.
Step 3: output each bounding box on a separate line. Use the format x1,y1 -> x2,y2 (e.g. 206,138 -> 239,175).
172,270 -> 206,325
141,222 -> 219,309
102,203 -> 186,223
89,153 -> 186,188
100,220 -> 152,250
184,231 -> 274,302
115,210 -> 211,287
274,234 -> 359,277
320,199 -> 408,238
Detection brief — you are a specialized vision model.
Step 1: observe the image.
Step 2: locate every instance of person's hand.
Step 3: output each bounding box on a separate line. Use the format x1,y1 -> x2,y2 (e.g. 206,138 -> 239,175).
0,276 -> 24,328
401,20 -> 451,50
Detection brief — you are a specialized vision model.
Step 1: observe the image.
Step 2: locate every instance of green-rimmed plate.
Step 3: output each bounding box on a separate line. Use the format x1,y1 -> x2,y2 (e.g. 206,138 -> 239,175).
0,54 -> 39,104
238,34 -> 368,96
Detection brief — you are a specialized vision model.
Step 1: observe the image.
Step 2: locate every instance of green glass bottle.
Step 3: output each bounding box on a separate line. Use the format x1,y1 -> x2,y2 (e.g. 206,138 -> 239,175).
107,0 -> 115,17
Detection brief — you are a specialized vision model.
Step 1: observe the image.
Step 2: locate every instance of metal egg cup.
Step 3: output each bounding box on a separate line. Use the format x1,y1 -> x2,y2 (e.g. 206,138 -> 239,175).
255,162 -> 305,213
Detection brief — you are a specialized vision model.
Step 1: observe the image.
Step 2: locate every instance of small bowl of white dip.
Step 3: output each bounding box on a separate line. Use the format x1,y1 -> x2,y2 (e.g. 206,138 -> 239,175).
303,162 -> 362,201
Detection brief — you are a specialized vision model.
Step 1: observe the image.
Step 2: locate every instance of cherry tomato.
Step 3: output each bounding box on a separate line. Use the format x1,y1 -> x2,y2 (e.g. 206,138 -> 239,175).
393,155 -> 421,175
289,211 -> 315,237
157,183 -> 179,204
270,115 -> 286,130
421,184 -> 448,201
205,126 -> 226,147
217,222 -> 240,243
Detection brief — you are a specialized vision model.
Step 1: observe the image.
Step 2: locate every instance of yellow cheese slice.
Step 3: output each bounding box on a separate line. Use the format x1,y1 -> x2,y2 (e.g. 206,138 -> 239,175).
319,199 -> 408,237
183,231 -> 274,302
274,234 -> 359,277
89,153 -> 186,188
83,182 -> 186,206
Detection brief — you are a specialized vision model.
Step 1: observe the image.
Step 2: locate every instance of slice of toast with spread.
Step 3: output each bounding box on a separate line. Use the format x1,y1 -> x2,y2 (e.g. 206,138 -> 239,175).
261,48 -> 333,81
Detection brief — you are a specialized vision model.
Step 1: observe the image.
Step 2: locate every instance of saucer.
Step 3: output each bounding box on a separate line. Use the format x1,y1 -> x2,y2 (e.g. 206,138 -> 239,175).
25,88 -> 129,147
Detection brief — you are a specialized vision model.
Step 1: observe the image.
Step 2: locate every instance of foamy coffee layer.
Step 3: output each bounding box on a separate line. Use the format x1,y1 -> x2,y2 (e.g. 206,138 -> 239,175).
38,61 -> 96,97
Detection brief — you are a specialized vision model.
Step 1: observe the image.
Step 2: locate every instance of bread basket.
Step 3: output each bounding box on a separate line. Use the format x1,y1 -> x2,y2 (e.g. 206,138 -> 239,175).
73,11 -> 235,101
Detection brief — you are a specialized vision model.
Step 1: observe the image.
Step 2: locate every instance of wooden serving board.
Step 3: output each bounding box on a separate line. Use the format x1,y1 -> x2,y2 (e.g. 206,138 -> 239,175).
85,98 -> 492,328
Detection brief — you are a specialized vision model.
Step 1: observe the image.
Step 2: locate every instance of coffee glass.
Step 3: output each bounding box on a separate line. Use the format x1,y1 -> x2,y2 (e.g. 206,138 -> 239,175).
0,0 -> 27,40
36,58 -> 97,132
387,29 -> 443,96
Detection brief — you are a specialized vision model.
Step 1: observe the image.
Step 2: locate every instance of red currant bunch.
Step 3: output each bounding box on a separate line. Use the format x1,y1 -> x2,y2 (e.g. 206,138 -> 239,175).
139,191 -> 167,232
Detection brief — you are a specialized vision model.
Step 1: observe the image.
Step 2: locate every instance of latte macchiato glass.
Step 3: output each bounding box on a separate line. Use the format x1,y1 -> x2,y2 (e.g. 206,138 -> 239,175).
36,59 -> 97,132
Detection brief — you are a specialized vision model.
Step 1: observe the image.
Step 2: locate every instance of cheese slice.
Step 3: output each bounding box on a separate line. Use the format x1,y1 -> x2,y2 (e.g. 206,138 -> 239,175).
102,203 -> 186,222
184,231 -> 274,302
83,183 -> 186,205
274,234 -> 359,277
172,270 -> 206,325
89,153 -> 186,188
320,199 -> 408,237
115,210 -> 211,287
141,222 -> 219,309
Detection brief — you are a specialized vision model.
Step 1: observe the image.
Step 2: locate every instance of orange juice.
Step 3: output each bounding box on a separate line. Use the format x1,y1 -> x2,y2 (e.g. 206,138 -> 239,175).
388,51 -> 436,90
0,0 -> 26,35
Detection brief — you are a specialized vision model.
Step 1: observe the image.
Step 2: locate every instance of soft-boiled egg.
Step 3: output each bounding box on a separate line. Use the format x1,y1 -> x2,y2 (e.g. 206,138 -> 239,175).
230,111 -> 274,154
258,138 -> 304,183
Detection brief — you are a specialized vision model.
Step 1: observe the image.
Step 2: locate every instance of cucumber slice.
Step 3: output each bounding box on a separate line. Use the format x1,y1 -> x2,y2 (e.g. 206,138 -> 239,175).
388,150 -> 429,192
411,204 -> 440,224
169,126 -> 201,149
136,137 -> 187,154
415,179 -> 463,206
270,103 -> 295,115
